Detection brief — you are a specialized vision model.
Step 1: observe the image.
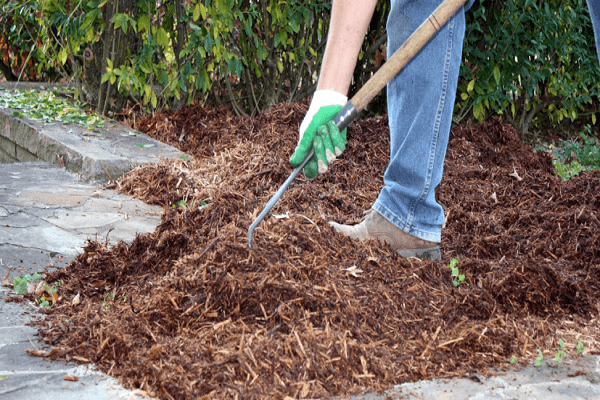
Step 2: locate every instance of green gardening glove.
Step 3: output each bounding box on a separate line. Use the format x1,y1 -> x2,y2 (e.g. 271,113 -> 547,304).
290,90 -> 348,179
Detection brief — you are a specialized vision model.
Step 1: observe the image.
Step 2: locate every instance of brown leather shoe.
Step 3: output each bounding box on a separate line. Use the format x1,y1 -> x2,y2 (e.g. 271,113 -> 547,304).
329,209 -> 441,260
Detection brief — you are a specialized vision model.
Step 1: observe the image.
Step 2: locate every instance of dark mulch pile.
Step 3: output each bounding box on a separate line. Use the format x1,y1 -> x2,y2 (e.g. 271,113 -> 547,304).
34,101 -> 600,399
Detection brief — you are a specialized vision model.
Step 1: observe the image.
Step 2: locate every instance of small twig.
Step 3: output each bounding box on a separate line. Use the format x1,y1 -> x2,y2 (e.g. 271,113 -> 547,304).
297,214 -> 321,232
107,361 -> 116,377
198,236 -> 220,259
224,77 -> 248,117
15,43 -> 36,86
105,228 -> 114,245
99,161 -> 114,183
256,168 -> 273,176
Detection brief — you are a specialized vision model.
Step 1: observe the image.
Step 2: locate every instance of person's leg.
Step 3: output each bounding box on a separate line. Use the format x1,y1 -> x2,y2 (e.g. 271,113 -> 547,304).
371,0 -> 467,243
587,0 -> 600,66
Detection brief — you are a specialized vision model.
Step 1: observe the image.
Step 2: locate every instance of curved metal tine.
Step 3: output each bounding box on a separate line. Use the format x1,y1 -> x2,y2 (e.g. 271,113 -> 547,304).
247,150 -> 314,248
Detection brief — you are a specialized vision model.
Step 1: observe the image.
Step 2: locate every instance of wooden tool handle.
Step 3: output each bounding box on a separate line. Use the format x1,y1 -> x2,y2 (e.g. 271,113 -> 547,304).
351,0 -> 468,113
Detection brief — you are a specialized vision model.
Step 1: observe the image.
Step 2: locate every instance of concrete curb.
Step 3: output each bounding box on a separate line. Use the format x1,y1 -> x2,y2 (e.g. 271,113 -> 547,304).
0,108 -> 187,182
0,83 -> 187,182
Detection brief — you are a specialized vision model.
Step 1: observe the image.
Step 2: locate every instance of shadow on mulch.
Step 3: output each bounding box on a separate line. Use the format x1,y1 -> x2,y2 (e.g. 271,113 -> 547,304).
34,101 -> 600,400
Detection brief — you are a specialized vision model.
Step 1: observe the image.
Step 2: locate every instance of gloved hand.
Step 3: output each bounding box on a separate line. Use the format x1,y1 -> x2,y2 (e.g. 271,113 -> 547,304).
290,90 -> 348,179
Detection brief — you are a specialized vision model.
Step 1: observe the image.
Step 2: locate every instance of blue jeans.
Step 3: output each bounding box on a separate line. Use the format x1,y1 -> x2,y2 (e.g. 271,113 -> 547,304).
374,0 -> 600,243
588,0 -> 600,66
373,0 -> 470,243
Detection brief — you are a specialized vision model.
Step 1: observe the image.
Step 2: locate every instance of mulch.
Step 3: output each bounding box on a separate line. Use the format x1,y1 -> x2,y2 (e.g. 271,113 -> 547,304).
32,100 -> 600,399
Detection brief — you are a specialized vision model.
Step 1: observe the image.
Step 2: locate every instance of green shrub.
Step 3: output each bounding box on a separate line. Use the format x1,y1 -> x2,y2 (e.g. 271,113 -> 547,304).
457,0 -> 600,137
31,0 -> 386,115
0,0 -> 62,82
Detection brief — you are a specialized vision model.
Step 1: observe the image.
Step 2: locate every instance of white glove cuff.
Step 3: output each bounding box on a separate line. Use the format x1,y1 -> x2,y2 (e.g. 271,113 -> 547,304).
301,90 -> 348,135
310,90 -> 348,109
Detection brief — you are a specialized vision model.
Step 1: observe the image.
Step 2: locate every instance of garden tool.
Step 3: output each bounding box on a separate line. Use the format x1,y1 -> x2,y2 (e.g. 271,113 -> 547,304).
248,0 -> 468,248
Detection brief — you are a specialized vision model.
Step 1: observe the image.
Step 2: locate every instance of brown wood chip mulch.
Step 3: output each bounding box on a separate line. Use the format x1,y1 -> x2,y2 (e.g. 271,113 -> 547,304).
34,101 -> 600,400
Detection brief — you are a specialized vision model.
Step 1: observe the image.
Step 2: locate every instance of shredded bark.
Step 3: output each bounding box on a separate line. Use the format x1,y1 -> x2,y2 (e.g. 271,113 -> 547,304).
35,101 -> 600,400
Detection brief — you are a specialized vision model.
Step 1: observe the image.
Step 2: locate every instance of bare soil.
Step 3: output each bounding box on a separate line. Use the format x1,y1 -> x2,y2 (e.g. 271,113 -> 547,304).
34,101 -> 600,400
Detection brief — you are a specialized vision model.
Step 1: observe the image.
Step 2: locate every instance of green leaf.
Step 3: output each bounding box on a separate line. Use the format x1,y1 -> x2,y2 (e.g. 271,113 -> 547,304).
138,15 -> 150,32
112,13 -> 128,33
80,14 -> 96,32
493,65 -> 501,84
58,48 -> 68,65
85,26 -> 95,42
257,46 -> 268,61
151,91 -> 157,108
193,4 -> 201,21
156,27 -> 169,47
101,72 -> 111,84
204,36 -> 215,53
274,32 -> 287,49
136,143 -> 154,148
467,79 -> 475,93
235,59 -> 243,78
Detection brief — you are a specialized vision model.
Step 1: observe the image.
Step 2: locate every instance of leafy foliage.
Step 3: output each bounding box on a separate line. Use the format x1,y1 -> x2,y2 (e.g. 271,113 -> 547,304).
1,0 -> 598,134
457,0 -> 600,137
39,297 -> 51,308
0,0 -> 62,81
28,0 -> 346,116
549,124 -> 600,180
554,338 -> 567,364
534,349 -> 544,367
12,272 -> 43,295
447,258 -> 465,287
0,89 -> 105,128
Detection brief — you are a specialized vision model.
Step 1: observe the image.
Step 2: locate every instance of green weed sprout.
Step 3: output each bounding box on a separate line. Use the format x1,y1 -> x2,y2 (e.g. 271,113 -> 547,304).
554,339 -> 567,365
12,273 -> 43,295
508,355 -> 518,364
534,349 -> 544,367
172,197 -> 210,209
102,292 -> 113,310
38,298 -> 50,309
576,340 -> 586,355
447,258 -> 465,287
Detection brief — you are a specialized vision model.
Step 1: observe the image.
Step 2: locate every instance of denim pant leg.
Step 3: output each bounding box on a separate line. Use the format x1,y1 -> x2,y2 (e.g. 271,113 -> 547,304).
587,0 -> 600,66
372,0 -> 466,243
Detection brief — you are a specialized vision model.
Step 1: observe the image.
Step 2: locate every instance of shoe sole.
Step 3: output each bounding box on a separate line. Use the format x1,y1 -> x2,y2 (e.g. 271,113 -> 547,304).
397,246 -> 441,261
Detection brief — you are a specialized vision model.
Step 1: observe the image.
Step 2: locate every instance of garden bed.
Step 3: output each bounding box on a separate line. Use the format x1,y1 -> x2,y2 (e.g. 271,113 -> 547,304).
35,101 -> 600,399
